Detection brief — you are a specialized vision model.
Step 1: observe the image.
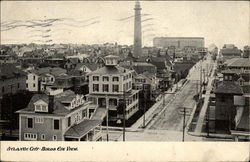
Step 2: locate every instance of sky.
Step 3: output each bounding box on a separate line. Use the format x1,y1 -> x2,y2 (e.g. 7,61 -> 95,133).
1,1 -> 249,49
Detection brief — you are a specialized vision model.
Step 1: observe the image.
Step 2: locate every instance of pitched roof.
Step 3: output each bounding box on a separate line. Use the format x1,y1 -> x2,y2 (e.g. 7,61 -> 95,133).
17,90 -> 88,116
75,63 -> 99,71
132,62 -> 157,74
227,58 -> 250,68
64,119 -> 102,138
214,81 -> 243,94
89,65 -> 131,75
31,67 -> 66,77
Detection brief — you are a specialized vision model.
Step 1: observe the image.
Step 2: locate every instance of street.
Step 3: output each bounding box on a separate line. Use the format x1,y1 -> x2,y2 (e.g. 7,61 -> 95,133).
102,54 -> 218,141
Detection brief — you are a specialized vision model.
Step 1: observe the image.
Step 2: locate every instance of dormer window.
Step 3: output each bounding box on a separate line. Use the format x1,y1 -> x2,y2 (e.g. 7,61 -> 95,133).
35,105 -> 48,112
34,100 -> 48,113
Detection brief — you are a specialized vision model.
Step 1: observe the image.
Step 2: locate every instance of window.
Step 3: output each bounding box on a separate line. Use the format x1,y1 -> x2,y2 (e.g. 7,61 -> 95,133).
224,75 -> 228,81
113,77 -> 119,82
26,83 -> 28,88
93,76 -> 99,81
229,76 -> 232,81
24,133 -> 37,140
53,135 -> 57,141
103,84 -> 109,92
35,117 -> 44,123
27,118 -> 33,128
17,83 -> 20,89
35,104 -> 48,112
33,76 -> 36,80
93,84 -> 99,92
103,76 -> 109,82
51,77 -> 54,82
112,85 -> 119,92
54,119 -> 59,130
82,109 -> 87,119
33,83 -> 36,88
41,134 -> 45,140
68,117 -> 71,127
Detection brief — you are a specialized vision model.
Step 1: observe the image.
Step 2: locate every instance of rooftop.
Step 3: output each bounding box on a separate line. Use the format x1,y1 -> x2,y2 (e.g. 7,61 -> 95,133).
89,65 -> 131,75
16,90 -> 88,116
214,81 -> 243,94
227,58 -> 250,68
64,119 -> 102,138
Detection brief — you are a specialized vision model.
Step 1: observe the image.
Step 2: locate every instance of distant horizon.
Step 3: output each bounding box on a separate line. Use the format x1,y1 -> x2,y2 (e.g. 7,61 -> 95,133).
1,1 -> 249,49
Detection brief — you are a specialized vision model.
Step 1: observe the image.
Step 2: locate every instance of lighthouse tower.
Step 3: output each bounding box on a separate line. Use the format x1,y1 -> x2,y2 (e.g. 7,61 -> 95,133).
133,0 -> 142,58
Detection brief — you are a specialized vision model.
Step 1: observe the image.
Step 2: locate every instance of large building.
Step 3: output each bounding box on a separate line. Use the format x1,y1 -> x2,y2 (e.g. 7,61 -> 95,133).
87,55 -> 139,122
153,37 -> 205,49
17,90 -> 103,141
219,44 -> 242,60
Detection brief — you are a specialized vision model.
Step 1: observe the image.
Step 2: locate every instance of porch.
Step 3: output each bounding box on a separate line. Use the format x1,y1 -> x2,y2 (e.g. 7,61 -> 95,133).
64,119 -> 103,141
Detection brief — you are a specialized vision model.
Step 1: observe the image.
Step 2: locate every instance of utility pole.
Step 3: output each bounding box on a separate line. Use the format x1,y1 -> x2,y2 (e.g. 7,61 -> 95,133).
143,87 -> 146,128
207,105 -> 210,137
199,63 -> 202,99
105,94 -> 109,141
182,107 -> 186,142
123,91 -> 126,142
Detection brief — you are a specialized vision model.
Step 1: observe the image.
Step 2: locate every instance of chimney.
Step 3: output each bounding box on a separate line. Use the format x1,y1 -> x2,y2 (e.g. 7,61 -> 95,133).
48,95 -> 54,113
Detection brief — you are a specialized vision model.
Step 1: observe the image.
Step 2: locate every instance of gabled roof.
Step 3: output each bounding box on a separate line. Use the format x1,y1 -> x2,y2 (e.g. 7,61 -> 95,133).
214,81 -> 243,94
66,58 -> 79,64
75,63 -> 99,71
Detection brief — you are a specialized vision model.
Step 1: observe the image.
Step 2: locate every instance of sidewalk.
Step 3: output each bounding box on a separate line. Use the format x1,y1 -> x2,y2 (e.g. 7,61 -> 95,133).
194,62 -> 216,134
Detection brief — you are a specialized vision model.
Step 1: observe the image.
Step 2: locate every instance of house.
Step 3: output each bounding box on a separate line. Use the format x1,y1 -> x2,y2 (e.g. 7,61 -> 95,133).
0,64 -> 26,97
16,90 -> 103,141
132,72 -> 159,110
25,70 -> 39,92
75,63 -> 99,74
64,58 -> 80,71
87,55 -> 139,123
30,67 -> 67,92
137,56 -> 174,90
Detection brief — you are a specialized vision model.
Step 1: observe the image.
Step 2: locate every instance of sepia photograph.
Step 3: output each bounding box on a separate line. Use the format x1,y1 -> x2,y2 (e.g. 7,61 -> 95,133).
0,0 -> 249,161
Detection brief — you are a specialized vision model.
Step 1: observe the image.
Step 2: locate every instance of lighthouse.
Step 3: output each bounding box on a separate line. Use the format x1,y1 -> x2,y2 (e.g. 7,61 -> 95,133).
133,0 -> 142,58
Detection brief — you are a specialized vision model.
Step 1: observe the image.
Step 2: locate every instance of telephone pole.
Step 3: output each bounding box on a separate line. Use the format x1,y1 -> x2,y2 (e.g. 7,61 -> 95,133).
182,107 -> 186,142
105,94 -> 109,141
123,91 -> 126,142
